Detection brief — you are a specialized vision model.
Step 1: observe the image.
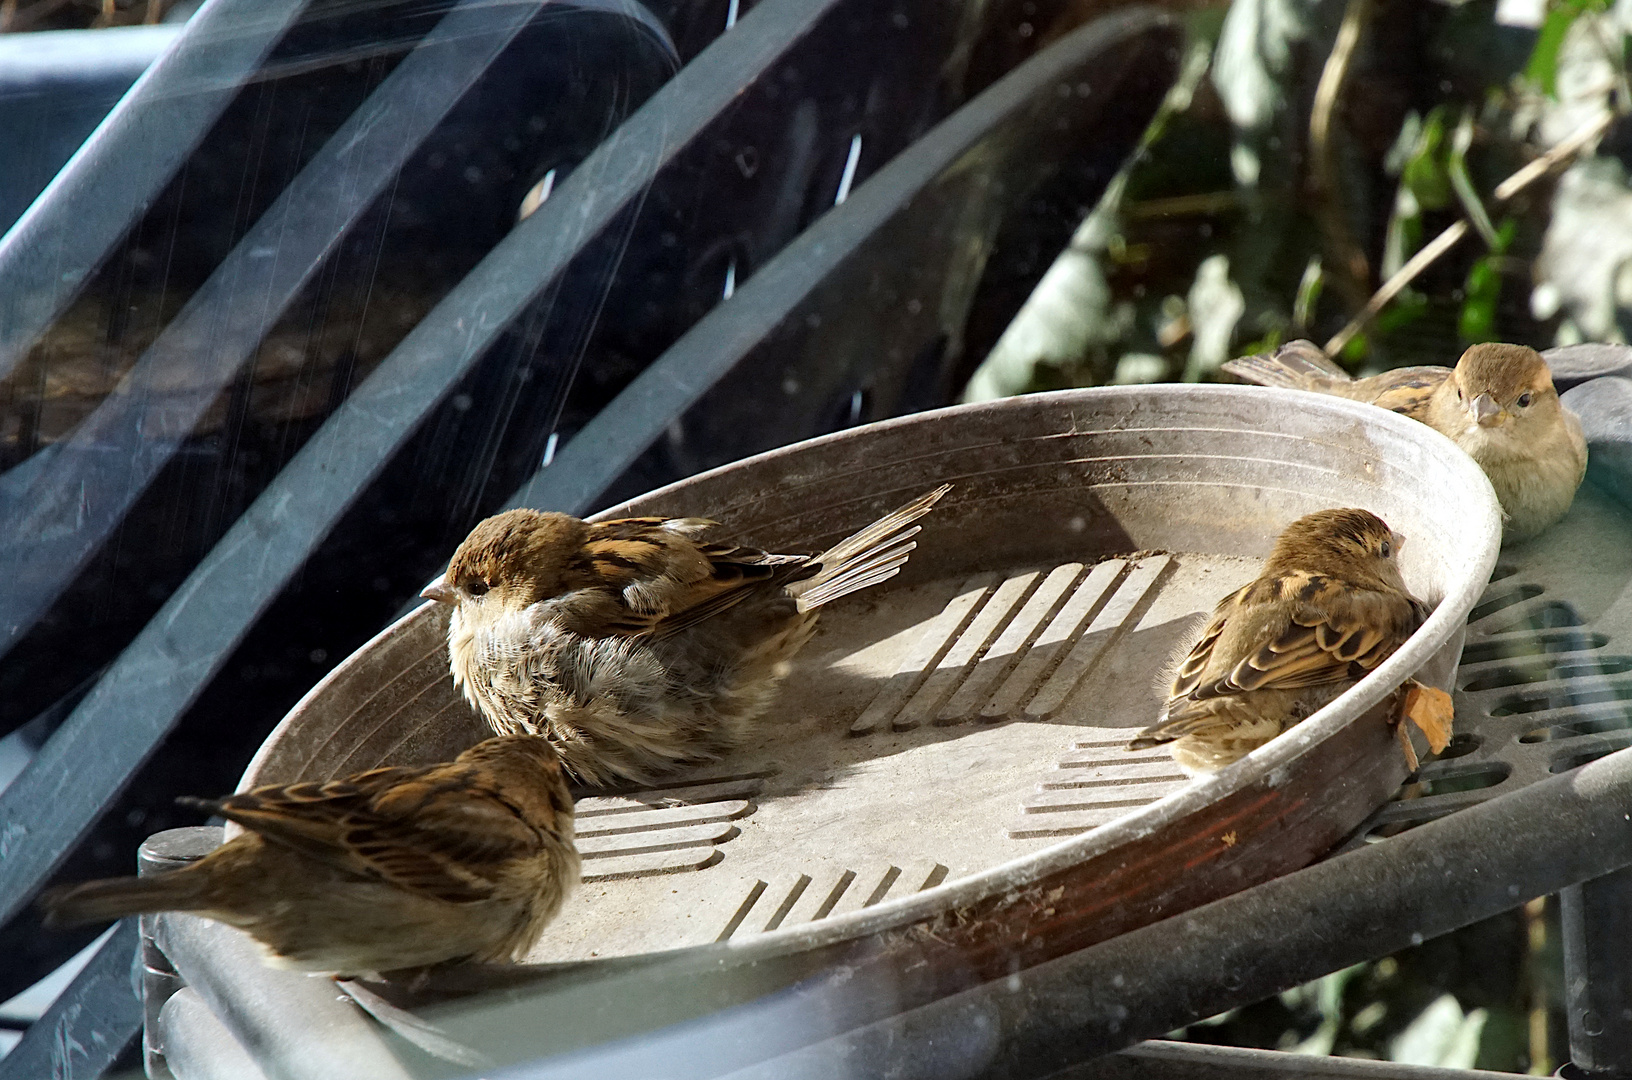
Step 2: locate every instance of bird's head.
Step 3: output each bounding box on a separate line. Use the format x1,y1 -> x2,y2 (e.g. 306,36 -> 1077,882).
455,735 -> 575,835
1266,507 -> 1408,592
1446,343 -> 1559,437
457,732 -> 565,772
421,509 -> 592,614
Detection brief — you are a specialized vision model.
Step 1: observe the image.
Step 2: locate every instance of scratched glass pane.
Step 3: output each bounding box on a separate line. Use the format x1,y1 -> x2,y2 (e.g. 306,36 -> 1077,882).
1,0 -> 1630,1076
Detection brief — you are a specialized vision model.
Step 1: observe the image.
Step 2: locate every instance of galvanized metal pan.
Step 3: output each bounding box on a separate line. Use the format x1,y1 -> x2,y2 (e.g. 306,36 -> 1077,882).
239,383 -> 1500,1004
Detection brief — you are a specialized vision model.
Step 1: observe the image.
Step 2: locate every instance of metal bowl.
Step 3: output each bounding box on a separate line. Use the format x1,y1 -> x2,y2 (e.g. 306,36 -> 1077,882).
236,384 -> 1499,990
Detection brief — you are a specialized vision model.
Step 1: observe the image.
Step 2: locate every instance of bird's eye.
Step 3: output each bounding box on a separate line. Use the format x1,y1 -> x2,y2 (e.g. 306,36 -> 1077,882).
1456,386 -> 1463,401
467,580 -> 489,597
1380,541 -> 1392,558
1517,392 -> 1533,407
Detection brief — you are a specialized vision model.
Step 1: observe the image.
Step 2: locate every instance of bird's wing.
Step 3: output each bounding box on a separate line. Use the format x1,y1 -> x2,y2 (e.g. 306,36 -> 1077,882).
643,544 -> 815,638
1186,574 -> 1426,701
1221,339 -> 1351,388
1358,367 -> 1451,419
581,518 -> 715,599
565,518 -> 814,638
199,764 -> 542,903
1167,585 -> 1250,700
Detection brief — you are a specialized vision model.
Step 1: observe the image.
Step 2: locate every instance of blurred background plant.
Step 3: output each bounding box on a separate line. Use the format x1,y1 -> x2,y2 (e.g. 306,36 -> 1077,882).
0,0 -> 192,32
1168,896 -> 1564,1072
965,0 -> 1632,401
968,0 -> 1618,1071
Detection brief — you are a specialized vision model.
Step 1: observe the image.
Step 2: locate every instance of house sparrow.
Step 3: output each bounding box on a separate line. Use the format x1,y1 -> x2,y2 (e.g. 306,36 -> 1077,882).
1128,508 -> 1432,775
1223,341 -> 1588,542
40,735 -> 577,976
422,485 -> 951,787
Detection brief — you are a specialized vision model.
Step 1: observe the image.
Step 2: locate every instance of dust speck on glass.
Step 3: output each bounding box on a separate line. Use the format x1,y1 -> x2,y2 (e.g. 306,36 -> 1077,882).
0,0 -> 1629,1076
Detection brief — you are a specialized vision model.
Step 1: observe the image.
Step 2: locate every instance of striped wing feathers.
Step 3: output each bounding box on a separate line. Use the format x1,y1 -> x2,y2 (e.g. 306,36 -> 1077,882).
1170,572 -> 1424,705
193,762 -> 544,904
573,518 -> 811,638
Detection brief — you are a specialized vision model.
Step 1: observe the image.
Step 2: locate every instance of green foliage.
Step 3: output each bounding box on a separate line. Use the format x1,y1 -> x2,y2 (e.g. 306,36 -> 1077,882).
1376,289 -> 1429,335
1448,109 -> 1500,248
1459,219 -> 1518,343
1238,330 -> 1284,356
1526,0 -> 1612,98
1340,331 -> 1368,363
1174,905 -> 1549,1072
1528,10 -> 1576,98
960,0 -> 1601,1069
1400,108 -> 1453,213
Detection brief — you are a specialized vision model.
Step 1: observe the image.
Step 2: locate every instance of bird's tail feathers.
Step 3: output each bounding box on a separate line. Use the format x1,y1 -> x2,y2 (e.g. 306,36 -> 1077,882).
794,484 -> 951,611
1222,339 -> 1350,388
1126,704 -> 1219,750
39,870 -> 207,928
798,536 -> 917,610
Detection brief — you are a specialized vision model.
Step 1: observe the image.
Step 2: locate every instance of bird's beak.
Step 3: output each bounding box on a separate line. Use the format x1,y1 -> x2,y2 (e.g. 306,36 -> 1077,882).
420,577 -> 456,604
1470,393 -> 1503,427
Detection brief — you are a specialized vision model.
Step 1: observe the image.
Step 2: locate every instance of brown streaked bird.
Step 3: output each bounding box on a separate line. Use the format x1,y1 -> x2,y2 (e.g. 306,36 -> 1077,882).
40,736 -> 577,976
1223,340 -> 1588,542
421,485 -> 951,788
1129,508 -> 1432,774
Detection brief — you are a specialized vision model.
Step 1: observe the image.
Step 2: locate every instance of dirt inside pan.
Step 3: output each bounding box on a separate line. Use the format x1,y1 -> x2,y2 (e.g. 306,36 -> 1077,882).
541,549 -> 1260,962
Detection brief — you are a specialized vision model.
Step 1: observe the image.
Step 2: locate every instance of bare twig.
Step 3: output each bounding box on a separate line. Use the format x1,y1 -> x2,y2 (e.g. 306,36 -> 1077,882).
1325,222 -> 1468,355
1124,191 -> 1241,220
1324,109 -> 1616,356
1493,109 -> 1615,200
1308,0 -> 1373,305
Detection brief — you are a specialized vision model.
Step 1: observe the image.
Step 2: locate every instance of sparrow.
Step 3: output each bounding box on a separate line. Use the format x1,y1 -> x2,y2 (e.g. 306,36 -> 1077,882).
1223,341 -> 1588,542
1129,508 -> 1432,775
422,485 -> 951,788
39,735 -> 578,976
